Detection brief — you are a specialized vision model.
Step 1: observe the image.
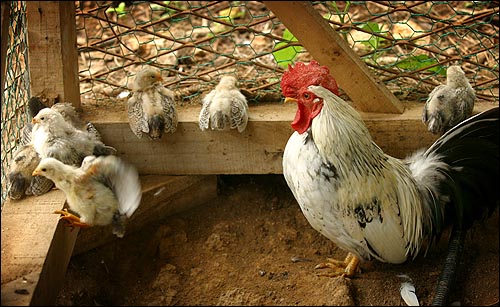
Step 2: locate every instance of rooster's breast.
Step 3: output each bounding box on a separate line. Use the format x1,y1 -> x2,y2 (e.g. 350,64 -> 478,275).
283,131 -> 354,251
282,130 -> 410,263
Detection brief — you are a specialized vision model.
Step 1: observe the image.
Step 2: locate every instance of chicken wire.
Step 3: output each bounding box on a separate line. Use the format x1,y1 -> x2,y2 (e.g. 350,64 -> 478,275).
1,1 -> 30,206
76,1 -> 499,107
1,1 -> 499,204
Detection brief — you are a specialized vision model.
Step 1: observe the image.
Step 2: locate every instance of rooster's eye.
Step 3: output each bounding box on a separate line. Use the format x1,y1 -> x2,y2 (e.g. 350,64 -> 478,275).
303,93 -> 310,99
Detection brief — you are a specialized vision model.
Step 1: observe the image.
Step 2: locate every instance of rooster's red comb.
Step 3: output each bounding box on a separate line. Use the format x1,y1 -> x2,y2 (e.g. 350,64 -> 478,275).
281,60 -> 339,97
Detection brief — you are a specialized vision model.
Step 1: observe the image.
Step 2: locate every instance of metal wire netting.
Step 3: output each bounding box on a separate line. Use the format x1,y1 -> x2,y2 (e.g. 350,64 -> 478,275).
1,1 -> 30,206
75,1 -> 499,107
1,1 -> 499,204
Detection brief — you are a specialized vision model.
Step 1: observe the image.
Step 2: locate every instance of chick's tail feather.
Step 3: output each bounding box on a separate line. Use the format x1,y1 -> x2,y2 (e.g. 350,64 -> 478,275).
407,107 -> 499,238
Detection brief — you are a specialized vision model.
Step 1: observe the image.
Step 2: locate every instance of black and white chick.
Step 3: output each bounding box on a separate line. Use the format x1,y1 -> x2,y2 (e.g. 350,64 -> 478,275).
127,66 -> 178,140
198,75 -> 249,133
422,65 -> 476,135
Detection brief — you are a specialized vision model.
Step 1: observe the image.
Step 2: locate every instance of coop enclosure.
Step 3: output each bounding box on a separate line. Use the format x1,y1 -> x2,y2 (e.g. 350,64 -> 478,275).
1,1 -> 499,204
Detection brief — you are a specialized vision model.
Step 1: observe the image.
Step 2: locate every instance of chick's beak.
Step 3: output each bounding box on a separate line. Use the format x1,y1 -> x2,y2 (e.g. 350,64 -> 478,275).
156,73 -> 164,82
284,97 -> 298,104
32,118 -> 40,124
32,169 -> 41,176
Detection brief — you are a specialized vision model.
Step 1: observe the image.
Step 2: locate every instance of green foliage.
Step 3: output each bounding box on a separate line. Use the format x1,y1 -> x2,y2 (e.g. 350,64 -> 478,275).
360,22 -> 386,50
106,2 -> 127,17
272,29 -> 303,69
326,1 -> 351,24
150,1 -> 187,20
395,54 -> 447,75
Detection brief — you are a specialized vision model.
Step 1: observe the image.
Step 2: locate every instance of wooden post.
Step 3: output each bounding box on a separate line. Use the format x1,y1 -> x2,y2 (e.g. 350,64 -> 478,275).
1,190 -> 78,306
264,1 -> 404,114
1,2 -> 10,94
26,1 -> 80,109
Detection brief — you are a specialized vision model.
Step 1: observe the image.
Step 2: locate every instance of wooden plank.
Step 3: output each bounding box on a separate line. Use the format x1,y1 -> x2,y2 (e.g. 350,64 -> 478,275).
264,1 -> 404,114
1,1 -> 10,93
26,1 -> 80,109
73,175 -> 218,255
1,190 -> 78,306
81,101 -> 495,175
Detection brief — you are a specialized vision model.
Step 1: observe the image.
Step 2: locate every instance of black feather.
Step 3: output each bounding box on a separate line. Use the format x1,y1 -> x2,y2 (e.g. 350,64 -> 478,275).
28,97 -> 48,119
425,107 -> 499,231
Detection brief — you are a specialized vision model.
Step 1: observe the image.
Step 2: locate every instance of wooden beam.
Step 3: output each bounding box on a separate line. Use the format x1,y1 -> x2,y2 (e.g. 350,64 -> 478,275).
1,190 -> 78,306
1,1 -> 10,94
264,1 -> 404,114
73,175 -> 218,255
81,101 -> 494,175
26,1 -> 80,109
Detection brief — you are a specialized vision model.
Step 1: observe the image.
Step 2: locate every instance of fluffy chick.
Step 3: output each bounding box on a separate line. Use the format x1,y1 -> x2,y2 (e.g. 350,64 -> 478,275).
199,75 -> 248,133
7,102 -> 109,200
7,143 -> 54,200
31,108 -> 115,166
127,66 -> 178,140
422,65 -> 476,135
33,155 -> 142,238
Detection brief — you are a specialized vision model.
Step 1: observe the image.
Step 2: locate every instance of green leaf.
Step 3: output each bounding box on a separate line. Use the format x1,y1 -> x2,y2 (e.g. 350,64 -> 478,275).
272,29 -> 303,68
106,2 -> 127,16
395,54 -> 446,75
360,22 -> 385,50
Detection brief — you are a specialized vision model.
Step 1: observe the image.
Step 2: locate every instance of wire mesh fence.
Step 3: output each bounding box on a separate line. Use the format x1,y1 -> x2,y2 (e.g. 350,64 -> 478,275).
1,1 -> 30,205
1,1 -> 499,204
75,0 -> 499,108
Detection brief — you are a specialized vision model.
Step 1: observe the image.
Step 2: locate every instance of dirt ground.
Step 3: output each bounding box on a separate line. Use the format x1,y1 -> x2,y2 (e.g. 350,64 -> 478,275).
55,174 -> 499,306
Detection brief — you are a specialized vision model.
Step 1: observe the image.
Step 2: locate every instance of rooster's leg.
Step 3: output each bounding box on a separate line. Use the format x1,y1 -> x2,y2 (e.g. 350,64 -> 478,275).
54,209 -> 90,229
315,252 -> 361,278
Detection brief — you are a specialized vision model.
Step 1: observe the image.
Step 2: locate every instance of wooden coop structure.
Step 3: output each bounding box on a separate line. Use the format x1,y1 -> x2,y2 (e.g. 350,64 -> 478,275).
1,1 -> 498,305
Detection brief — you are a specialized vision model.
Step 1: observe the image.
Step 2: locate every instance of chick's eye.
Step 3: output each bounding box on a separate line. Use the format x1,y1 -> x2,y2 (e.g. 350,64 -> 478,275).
40,117 -> 45,120
41,168 -> 46,172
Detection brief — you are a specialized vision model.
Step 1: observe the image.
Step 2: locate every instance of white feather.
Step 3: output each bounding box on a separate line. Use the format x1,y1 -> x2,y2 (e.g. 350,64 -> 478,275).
398,274 -> 419,306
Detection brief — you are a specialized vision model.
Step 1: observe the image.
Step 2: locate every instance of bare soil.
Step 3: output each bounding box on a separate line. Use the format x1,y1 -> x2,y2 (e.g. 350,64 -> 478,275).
56,174 -> 499,306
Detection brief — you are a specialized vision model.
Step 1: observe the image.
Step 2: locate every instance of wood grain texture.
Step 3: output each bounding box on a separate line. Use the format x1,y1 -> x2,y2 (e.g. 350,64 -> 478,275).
264,1 -> 404,114
26,1 -> 80,108
82,101 -> 494,175
1,190 -> 78,306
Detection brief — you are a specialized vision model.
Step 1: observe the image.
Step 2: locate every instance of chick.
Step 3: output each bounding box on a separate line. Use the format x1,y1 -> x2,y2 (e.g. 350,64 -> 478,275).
422,65 -> 476,135
33,155 -> 142,238
31,108 -> 115,166
199,75 -> 249,133
127,66 -> 178,140
7,143 -> 54,200
7,101 -> 110,200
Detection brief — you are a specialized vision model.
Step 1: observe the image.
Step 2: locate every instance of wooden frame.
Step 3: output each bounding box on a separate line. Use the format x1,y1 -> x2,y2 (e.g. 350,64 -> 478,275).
1,2 -> 496,306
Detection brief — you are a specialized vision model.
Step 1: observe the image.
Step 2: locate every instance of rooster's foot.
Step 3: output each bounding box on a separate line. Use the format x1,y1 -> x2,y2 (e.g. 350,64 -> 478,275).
315,252 -> 361,278
54,209 -> 90,230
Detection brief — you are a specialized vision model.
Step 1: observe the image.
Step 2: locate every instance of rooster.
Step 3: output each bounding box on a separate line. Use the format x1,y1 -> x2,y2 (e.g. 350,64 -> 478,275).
281,61 -> 499,277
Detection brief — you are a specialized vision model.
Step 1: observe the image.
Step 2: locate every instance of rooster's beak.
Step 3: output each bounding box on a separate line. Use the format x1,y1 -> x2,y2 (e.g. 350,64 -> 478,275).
284,97 -> 298,104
